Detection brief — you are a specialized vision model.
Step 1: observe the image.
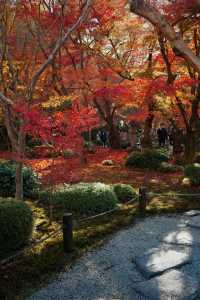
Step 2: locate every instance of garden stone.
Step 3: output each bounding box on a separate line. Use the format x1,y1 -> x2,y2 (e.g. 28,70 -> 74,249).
162,229 -> 200,246
184,210 -> 200,217
187,216 -> 200,228
134,269 -> 200,300
134,248 -> 191,279
102,160 -> 115,166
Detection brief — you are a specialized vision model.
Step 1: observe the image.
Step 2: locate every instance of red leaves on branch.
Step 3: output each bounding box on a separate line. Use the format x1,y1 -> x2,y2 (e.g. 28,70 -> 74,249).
94,85 -> 130,100
14,102 -> 99,154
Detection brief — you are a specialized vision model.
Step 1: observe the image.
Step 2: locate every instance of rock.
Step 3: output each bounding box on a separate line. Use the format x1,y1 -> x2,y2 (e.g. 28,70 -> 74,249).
182,177 -> 191,187
184,210 -> 200,217
162,229 -> 197,246
102,160 -> 114,166
187,216 -> 200,229
134,248 -> 191,279
134,269 -> 200,300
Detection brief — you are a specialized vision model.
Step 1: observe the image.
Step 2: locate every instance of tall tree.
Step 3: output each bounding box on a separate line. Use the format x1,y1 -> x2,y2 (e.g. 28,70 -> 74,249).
0,0 -> 91,199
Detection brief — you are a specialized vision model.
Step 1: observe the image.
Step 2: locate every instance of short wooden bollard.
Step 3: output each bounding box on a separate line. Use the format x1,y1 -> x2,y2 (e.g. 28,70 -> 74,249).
139,186 -> 148,215
63,213 -> 73,253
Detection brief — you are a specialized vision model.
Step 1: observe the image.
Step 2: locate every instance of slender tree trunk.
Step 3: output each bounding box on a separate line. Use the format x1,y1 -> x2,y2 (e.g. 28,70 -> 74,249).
15,125 -> 25,200
184,130 -> 197,164
108,123 -> 120,149
141,113 -> 154,149
15,160 -> 23,200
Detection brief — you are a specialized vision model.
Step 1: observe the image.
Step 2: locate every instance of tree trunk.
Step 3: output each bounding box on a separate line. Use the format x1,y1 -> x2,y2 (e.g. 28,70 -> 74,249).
15,160 -> 23,200
130,0 -> 200,74
15,125 -> 25,200
141,113 -> 154,149
108,123 -> 120,149
184,131 -> 197,164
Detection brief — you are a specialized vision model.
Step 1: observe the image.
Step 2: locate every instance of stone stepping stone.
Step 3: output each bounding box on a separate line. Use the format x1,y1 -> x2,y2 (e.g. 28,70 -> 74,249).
187,216 -> 200,228
184,210 -> 200,217
162,230 -> 199,246
134,248 -> 191,279
134,269 -> 200,300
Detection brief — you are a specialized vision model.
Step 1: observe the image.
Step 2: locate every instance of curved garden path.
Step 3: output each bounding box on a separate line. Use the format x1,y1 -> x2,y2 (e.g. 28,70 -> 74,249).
29,212 -> 200,300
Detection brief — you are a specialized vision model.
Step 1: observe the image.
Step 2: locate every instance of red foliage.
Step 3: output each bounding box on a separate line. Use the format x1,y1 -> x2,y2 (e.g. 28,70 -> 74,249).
15,102 -> 99,155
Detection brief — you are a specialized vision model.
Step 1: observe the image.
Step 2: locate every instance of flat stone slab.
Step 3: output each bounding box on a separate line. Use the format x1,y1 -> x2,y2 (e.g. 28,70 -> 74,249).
187,216 -> 200,228
184,210 -> 200,217
134,248 -> 191,279
134,269 -> 200,300
162,229 -> 199,246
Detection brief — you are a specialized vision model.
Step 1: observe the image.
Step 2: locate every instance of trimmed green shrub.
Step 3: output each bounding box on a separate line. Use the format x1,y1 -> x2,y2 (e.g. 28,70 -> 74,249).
125,148 -> 169,170
113,184 -> 137,203
158,162 -> 184,173
185,163 -> 200,186
40,182 -> 118,216
0,199 -> 33,257
0,161 -> 40,198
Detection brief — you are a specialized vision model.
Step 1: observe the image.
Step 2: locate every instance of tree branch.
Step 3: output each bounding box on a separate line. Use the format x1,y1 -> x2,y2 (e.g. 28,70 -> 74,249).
29,0 -> 91,100
130,0 -> 200,73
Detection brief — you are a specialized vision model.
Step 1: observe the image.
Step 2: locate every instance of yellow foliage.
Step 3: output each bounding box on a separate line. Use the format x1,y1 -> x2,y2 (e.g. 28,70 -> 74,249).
42,95 -> 72,110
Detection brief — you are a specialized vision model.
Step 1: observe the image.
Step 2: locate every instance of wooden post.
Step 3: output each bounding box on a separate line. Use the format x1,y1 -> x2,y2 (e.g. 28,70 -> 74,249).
139,186 -> 148,215
63,213 -> 73,252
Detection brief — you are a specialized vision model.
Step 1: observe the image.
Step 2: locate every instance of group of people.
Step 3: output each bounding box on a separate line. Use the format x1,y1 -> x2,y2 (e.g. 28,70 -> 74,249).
156,124 -> 168,147
96,124 -> 185,158
156,123 -> 185,156
97,129 -> 109,147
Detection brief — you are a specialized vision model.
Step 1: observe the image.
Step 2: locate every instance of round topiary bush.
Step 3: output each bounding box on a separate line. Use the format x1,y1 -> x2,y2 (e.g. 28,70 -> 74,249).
125,148 -> 169,170
0,161 -> 40,198
113,184 -> 137,203
0,199 -> 33,257
40,182 -> 118,216
158,162 -> 184,173
185,163 -> 200,186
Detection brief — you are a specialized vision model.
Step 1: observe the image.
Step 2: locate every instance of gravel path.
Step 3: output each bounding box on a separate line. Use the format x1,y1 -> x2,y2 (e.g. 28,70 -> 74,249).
29,214 -> 200,300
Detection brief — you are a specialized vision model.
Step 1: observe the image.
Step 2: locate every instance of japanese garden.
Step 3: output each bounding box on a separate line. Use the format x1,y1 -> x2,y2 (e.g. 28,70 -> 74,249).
1,0 -> 200,299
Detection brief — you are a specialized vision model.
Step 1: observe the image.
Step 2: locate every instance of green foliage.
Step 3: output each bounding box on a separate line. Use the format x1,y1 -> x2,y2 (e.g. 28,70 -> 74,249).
62,149 -> 75,158
0,161 -> 40,198
120,140 -> 131,149
125,148 -> 169,170
84,141 -> 96,153
113,184 -> 137,203
26,137 -> 42,149
158,162 -> 184,173
185,163 -> 200,186
40,182 -> 118,216
0,199 -> 33,257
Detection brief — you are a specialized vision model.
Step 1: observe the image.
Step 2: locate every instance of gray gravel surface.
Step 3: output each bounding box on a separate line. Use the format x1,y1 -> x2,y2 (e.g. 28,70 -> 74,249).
29,214 -> 200,300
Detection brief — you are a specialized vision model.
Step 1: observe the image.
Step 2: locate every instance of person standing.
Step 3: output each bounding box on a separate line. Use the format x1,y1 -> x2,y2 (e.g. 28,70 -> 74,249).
99,129 -> 108,148
157,124 -> 168,147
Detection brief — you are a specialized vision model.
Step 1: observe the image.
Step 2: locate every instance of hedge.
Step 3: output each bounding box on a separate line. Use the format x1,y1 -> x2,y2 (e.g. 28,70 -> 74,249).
0,161 -> 40,198
113,184 -> 137,203
185,163 -> 200,186
40,182 -> 118,216
125,148 -> 169,170
0,199 -> 33,257
158,162 -> 184,173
